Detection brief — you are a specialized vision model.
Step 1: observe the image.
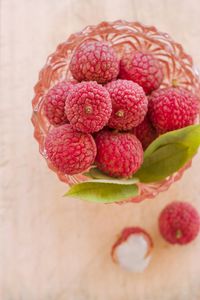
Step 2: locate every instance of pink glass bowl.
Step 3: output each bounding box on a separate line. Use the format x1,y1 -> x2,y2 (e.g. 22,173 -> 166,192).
31,20 -> 200,203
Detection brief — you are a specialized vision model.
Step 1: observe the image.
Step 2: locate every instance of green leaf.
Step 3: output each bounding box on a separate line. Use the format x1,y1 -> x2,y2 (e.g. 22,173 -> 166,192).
84,178 -> 139,185
135,124 -> 200,183
84,168 -> 139,184
65,181 -> 139,203
145,124 -> 200,158
83,168 -> 114,180
135,143 -> 189,182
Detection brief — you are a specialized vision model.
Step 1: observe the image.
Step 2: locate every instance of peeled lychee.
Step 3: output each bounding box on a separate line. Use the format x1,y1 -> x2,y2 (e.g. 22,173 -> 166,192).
45,124 -> 97,175
111,227 -> 153,272
159,201 -> 200,245
69,41 -> 119,84
133,115 -> 158,149
43,81 -> 74,126
95,130 -> 143,178
65,81 -> 112,133
119,50 -> 164,94
148,87 -> 199,134
106,79 -> 148,130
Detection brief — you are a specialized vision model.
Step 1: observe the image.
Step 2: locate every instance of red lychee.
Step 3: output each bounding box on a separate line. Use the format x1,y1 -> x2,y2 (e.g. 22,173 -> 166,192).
111,227 -> 153,272
65,81 -> 112,133
159,201 -> 200,245
95,130 -> 143,178
43,81 -> 75,126
106,79 -> 148,130
148,87 -> 199,134
69,41 -> 119,84
119,50 -> 164,94
45,124 -> 97,175
133,115 -> 158,149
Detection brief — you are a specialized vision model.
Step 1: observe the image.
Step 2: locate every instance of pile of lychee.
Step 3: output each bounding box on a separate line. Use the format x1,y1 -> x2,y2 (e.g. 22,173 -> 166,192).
44,40 -> 199,178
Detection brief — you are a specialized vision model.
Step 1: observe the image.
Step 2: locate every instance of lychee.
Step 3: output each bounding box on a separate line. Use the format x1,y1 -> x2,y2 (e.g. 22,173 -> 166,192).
65,81 -> 112,133
133,115 -> 158,150
95,130 -> 143,178
69,40 -> 119,84
159,201 -> 200,245
106,80 -> 148,130
111,227 -> 153,272
45,124 -> 97,175
43,81 -> 75,126
148,87 -> 199,134
119,50 -> 164,94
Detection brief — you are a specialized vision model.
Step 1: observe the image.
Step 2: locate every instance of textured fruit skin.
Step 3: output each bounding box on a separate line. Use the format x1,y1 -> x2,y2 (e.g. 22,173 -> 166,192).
111,227 -> 153,262
95,130 -> 143,178
159,201 -> 200,245
148,87 -> 199,134
45,124 -> 97,175
65,81 -> 112,133
119,51 -> 164,94
43,81 -> 74,126
133,116 -> 158,150
106,80 -> 148,130
69,41 -> 119,84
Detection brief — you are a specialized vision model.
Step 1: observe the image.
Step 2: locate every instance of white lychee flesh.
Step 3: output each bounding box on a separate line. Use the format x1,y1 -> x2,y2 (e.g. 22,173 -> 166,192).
114,234 -> 152,272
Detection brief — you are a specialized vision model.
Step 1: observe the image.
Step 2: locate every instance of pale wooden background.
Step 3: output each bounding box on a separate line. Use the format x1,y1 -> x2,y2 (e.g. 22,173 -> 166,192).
1,0 -> 200,299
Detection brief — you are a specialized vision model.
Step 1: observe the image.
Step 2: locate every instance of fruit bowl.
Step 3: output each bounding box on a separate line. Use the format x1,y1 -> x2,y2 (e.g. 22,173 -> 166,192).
31,20 -> 200,203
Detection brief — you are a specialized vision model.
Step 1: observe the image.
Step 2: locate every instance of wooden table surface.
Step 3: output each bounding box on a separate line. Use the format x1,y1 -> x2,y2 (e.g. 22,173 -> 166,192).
1,0 -> 200,299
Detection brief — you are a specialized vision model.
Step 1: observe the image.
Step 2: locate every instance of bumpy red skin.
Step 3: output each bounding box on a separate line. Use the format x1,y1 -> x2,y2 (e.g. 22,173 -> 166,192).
106,80 -> 148,130
43,81 -> 75,126
45,124 -> 97,175
148,87 -> 199,134
95,130 -> 143,178
159,201 -> 200,245
119,51 -> 164,94
111,227 -> 153,262
69,41 -> 119,84
133,116 -> 158,150
65,81 -> 112,133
